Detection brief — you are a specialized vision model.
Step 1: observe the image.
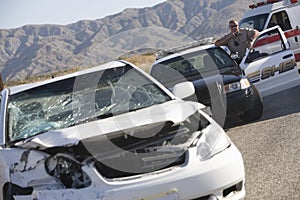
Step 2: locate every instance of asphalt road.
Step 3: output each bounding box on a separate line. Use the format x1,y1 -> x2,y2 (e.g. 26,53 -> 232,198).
227,84 -> 300,199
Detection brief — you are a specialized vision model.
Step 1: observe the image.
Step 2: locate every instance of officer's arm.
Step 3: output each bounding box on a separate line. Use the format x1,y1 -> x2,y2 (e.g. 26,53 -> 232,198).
215,34 -> 233,46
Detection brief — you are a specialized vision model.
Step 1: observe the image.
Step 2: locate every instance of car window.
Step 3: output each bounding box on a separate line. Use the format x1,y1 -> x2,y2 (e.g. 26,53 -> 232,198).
239,14 -> 269,31
7,64 -> 171,143
151,47 -> 235,84
246,28 -> 287,63
267,11 -> 292,31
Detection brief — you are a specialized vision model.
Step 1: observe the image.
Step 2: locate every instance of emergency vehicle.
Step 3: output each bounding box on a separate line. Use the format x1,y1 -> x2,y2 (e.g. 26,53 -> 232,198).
239,26 -> 299,97
239,0 -> 300,62
151,39 -> 264,125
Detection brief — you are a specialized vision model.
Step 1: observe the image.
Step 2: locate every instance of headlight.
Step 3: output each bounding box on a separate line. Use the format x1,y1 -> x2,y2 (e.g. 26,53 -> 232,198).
240,78 -> 251,89
224,78 -> 250,93
196,124 -> 231,161
45,154 -> 91,188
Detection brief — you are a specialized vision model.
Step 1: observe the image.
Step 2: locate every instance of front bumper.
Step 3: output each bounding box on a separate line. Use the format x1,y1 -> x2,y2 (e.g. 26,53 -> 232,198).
198,86 -> 257,120
18,144 -> 245,200
225,86 -> 255,116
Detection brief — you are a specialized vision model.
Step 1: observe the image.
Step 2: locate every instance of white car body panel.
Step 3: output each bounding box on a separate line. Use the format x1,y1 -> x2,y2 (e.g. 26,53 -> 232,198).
240,0 -> 300,62
240,26 -> 300,97
12,142 -> 245,200
0,61 -> 245,200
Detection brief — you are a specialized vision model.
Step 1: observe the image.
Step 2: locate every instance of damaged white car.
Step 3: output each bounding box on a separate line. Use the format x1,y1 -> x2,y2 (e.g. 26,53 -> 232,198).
0,61 -> 245,200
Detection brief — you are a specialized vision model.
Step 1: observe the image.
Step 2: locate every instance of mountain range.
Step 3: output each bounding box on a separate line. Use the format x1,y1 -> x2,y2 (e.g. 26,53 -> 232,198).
0,0 -> 259,81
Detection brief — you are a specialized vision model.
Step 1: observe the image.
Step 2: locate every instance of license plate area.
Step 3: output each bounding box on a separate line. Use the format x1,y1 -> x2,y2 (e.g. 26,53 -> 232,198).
135,188 -> 178,200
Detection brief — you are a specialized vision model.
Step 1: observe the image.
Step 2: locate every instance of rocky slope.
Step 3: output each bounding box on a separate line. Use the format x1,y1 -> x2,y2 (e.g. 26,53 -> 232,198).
0,0 -> 258,81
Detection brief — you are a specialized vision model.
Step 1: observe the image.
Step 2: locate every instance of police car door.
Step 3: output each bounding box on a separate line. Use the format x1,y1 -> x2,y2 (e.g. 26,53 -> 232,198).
240,26 -> 299,97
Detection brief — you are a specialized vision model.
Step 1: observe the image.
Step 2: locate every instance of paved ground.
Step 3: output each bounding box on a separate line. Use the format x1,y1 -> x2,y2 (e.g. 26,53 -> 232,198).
226,84 -> 300,199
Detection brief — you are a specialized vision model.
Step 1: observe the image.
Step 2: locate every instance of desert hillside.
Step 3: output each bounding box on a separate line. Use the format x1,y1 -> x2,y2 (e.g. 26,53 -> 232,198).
0,0 -> 259,82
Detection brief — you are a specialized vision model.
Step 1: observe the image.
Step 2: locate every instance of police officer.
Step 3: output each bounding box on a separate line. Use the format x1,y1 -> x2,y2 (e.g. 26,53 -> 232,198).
215,20 -> 259,63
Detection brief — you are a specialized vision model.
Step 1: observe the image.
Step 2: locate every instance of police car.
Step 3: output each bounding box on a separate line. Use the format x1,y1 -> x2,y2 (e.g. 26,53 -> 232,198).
150,39 -> 264,126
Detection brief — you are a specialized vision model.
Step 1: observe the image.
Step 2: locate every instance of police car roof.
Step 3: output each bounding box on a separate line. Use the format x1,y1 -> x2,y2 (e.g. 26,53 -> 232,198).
153,44 -> 216,65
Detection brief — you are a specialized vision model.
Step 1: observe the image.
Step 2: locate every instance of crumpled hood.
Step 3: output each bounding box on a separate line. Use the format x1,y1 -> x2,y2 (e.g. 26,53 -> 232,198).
17,100 -> 205,150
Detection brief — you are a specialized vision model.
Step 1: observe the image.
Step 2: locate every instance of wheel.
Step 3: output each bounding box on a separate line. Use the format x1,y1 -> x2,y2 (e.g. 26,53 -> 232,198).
3,183 -> 33,200
239,85 -> 263,122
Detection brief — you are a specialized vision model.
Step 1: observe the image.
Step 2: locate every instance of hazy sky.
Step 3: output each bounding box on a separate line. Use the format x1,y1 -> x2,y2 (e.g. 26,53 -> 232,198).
0,0 -> 166,29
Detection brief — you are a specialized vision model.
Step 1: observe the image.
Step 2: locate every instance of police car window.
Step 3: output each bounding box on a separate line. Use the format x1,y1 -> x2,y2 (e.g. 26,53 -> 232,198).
153,48 -> 236,80
208,48 -> 235,68
239,14 -> 269,31
163,51 -> 215,75
246,29 -> 286,63
267,11 -> 292,31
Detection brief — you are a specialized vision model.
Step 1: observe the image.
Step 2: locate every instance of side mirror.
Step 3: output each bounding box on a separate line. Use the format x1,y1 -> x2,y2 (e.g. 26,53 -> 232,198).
172,81 -> 195,99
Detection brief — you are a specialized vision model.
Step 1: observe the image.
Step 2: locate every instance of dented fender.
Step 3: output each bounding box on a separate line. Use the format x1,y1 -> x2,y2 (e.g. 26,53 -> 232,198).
0,148 -> 30,190
0,148 -> 55,193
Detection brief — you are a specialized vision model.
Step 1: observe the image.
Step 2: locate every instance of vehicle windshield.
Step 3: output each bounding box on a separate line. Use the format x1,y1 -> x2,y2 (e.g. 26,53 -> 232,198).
7,64 -> 171,142
151,47 -> 235,86
239,14 -> 269,31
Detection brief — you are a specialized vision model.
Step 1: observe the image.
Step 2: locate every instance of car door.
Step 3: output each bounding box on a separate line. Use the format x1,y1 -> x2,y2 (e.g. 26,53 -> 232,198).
240,26 -> 299,97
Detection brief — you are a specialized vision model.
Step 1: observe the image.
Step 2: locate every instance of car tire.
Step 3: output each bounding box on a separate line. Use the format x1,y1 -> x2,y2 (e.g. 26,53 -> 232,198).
239,85 -> 263,122
3,183 -> 33,200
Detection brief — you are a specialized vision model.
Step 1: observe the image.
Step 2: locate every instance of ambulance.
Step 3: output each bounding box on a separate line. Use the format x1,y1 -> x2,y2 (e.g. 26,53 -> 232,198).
239,0 -> 300,62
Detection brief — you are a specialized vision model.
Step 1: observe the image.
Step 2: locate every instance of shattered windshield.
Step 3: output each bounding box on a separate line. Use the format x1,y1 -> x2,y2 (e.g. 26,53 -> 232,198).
7,64 -> 171,143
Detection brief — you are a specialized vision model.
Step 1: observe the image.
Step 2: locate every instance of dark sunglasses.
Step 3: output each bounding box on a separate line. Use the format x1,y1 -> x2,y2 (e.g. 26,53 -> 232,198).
230,24 -> 238,28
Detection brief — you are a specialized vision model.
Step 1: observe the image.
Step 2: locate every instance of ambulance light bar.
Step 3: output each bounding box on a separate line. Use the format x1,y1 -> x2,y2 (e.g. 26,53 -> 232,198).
249,0 -> 298,9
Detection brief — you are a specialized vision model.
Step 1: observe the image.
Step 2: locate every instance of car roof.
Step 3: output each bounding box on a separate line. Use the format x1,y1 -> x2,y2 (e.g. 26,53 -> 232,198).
7,60 -> 128,95
153,44 -> 216,65
243,1 -> 290,19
